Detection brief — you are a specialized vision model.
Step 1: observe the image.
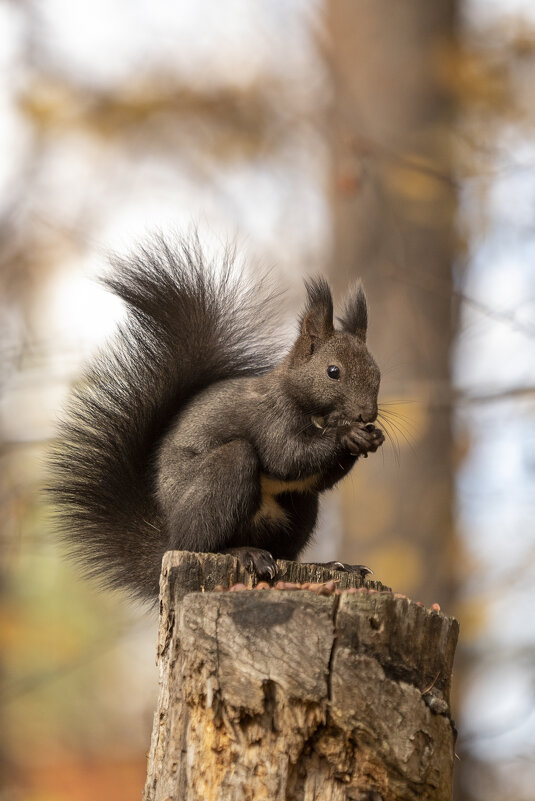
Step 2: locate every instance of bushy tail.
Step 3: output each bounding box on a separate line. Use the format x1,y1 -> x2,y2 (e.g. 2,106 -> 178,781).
48,235 -> 278,601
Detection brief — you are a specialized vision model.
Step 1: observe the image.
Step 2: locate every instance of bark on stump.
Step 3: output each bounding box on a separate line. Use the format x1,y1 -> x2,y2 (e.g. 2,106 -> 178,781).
144,551 -> 459,801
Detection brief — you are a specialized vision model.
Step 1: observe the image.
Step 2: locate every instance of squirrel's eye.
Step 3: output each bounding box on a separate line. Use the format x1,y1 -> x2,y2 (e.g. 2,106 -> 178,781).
327,365 -> 340,380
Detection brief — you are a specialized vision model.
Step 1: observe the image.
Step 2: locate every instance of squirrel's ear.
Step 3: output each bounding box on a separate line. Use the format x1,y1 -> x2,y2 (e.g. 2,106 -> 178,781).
338,281 -> 367,342
299,277 -> 334,345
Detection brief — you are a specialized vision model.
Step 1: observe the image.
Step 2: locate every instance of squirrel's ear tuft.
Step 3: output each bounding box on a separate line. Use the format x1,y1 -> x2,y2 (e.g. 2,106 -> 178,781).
300,277 -> 334,343
338,281 -> 367,342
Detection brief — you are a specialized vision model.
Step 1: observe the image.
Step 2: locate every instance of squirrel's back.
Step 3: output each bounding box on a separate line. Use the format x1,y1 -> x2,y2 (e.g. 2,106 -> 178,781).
48,235 -> 277,600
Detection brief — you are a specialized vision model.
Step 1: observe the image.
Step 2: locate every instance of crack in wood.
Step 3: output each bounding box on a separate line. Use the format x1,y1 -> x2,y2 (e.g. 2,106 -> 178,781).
143,551 -> 459,801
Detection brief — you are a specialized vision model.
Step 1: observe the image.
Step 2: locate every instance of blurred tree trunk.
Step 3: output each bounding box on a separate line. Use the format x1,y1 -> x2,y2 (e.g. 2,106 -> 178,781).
326,0 -> 459,608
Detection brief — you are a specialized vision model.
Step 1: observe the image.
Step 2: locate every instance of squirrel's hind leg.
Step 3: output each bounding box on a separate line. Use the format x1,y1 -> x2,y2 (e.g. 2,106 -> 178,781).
159,439 -> 260,555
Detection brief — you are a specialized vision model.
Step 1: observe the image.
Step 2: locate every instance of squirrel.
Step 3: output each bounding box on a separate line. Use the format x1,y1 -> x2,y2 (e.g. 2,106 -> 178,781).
49,235 -> 384,602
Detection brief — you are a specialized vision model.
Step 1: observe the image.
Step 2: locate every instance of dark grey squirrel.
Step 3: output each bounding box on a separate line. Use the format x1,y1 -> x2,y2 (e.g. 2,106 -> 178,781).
49,235 -> 384,602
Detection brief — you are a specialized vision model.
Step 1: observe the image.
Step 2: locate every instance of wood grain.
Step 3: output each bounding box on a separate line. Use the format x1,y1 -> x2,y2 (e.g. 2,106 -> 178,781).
144,551 -> 458,801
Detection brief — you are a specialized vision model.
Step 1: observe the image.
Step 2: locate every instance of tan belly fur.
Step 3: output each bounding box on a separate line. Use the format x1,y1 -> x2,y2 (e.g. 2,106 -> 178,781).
253,473 -> 319,525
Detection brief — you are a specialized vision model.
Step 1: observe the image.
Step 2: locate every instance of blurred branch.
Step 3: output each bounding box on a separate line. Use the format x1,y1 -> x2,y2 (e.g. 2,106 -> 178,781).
458,292 -> 535,339
460,385 -> 535,404
18,75 -> 293,157
349,133 -> 459,189
379,259 -> 535,339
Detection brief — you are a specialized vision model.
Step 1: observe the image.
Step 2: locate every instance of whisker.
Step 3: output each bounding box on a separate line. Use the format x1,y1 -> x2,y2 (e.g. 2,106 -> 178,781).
378,413 -> 408,458
378,407 -> 417,437
378,412 -> 414,453
378,405 -> 416,426
376,414 -> 401,464
379,399 -> 415,406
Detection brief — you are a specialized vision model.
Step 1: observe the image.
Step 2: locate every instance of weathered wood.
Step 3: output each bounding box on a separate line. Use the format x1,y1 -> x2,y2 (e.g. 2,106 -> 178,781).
144,551 -> 458,801
160,549 -> 389,604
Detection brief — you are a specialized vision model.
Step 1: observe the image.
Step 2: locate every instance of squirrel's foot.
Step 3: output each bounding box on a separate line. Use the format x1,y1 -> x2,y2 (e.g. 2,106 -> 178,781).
223,547 -> 278,582
318,561 -> 373,578
339,423 -> 385,457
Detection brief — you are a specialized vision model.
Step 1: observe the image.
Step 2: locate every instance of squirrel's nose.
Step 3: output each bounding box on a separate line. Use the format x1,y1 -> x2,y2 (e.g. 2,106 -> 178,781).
357,404 -> 377,424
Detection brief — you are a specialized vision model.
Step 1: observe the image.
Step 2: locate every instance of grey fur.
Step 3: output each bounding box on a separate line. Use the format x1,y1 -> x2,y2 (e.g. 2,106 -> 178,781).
338,281 -> 368,342
48,235 -> 383,602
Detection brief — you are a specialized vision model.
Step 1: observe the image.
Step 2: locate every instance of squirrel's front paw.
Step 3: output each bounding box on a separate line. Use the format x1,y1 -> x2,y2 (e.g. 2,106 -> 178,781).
339,423 -> 385,457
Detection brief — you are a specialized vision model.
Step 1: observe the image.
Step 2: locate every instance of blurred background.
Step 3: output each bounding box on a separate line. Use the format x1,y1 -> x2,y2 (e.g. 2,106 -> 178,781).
0,0 -> 534,799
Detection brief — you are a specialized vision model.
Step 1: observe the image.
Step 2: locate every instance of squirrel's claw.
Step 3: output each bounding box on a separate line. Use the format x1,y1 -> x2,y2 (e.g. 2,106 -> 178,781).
339,423 -> 385,456
319,561 -> 373,578
224,547 -> 278,582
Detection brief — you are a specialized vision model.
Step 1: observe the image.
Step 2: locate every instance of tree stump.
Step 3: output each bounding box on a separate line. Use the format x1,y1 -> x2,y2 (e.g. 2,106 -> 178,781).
144,551 -> 459,801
